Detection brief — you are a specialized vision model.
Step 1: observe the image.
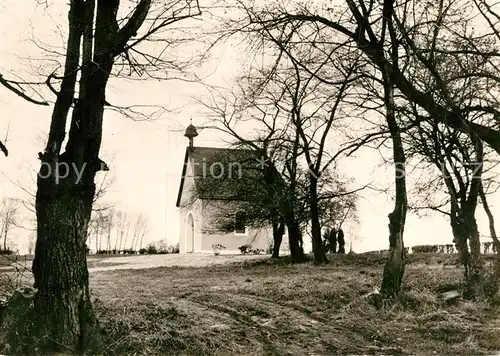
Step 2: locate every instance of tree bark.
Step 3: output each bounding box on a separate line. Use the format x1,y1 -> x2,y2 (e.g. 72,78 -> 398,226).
30,0 -> 120,350
329,229 -> 337,253
309,175 -> 327,264
451,211 -> 484,298
467,217 -> 483,298
380,60 -> 407,298
32,178 -> 99,351
381,204 -> 406,298
271,221 -> 285,258
287,220 -> 305,263
452,212 -> 470,278
479,181 -> 500,294
337,229 -> 345,254
443,133 -> 485,298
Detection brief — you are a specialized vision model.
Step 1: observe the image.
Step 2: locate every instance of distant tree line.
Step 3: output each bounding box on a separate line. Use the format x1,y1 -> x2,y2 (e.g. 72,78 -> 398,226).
91,241 -> 180,255
370,242 -> 497,255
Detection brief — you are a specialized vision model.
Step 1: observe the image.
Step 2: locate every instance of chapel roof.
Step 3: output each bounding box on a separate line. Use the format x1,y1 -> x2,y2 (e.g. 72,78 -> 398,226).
175,146 -> 273,207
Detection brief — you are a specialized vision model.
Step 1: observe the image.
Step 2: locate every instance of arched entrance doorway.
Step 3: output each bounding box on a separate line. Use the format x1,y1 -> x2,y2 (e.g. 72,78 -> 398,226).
185,213 -> 195,252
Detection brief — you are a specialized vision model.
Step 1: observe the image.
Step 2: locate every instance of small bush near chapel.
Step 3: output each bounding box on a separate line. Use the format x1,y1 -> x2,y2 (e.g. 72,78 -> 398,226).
212,244 -> 226,255
239,244 -> 251,254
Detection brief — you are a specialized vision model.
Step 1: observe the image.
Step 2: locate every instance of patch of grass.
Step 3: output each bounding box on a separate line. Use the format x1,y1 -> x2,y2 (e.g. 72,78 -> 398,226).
82,253 -> 500,355
1,253 -> 498,355
399,289 -> 439,312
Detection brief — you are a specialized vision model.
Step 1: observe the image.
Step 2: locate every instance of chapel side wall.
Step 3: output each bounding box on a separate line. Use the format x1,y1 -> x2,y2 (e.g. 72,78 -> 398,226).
200,200 -> 273,252
201,227 -> 272,252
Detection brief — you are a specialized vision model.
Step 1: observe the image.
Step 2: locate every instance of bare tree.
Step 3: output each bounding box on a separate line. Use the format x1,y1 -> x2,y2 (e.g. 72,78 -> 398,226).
283,53 -> 358,264
408,120 -> 486,297
3,0 -> 205,351
196,54 -> 365,263
28,231 -> 36,256
131,214 -> 149,251
390,0 -> 500,298
89,210 -> 110,253
115,211 -> 131,253
196,84 -> 308,262
221,0 -> 409,287
217,0 -> 500,297
105,210 -> 114,252
0,198 -> 19,253
479,180 -> 500,294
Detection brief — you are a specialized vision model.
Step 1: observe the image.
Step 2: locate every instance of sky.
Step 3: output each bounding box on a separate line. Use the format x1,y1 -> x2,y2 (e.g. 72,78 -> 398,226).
0,0 -> 499,254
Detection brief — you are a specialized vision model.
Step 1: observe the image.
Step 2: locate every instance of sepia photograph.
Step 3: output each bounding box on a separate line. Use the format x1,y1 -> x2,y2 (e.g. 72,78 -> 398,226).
0,0 -> 499,354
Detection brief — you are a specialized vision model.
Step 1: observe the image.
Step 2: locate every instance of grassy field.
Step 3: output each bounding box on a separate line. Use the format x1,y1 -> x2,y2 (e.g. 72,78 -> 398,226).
0,253 -> 266,273
90,253 -> 500,355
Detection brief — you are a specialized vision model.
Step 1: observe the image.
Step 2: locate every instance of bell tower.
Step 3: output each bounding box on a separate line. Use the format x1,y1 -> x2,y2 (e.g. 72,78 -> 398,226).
184,118 -> 198,151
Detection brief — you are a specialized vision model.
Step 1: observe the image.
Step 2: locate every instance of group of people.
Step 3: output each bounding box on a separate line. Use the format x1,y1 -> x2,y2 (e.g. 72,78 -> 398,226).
323,227 -> 346,254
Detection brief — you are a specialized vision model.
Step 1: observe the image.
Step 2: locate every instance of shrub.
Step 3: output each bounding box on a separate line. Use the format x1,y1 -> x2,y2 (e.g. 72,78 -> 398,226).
157,241 -> 169,254
212,244 -> 225,255
239,244 -> 251,254
412,245 -> 438,253
147,244 -> 158,254
139,248 -> 147,255
239,245 -> 264,255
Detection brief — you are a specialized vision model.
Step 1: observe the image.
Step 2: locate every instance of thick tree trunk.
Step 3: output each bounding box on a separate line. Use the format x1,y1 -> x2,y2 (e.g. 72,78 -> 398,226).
451,213 -> 484,298
381,207 -> 406,298
309,175 -> 327,264
287,221 -> 305,263
15,1 -> 155,351
337,229 -> 345,254
380,64 -> 407,299
452,218 -> 470,279
468,220 -> 483,298
30,1 -> 115,349
330,229 -> 337,253
271,221 -> 285,258
479,182 -> 500,295
31,176 -> 100,351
